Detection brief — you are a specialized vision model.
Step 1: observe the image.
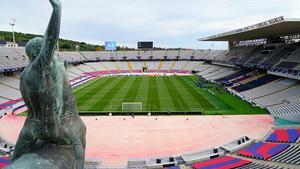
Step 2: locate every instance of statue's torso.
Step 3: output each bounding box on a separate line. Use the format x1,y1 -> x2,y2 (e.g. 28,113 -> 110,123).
20,56 -> 77,127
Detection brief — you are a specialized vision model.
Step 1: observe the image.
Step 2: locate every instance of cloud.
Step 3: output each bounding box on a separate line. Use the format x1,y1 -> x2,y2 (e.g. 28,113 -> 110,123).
0,0 -> 300,49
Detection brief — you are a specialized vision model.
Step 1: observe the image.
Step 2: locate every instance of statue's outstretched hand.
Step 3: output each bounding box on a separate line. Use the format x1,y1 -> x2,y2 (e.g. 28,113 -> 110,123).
49,0 -> 61,7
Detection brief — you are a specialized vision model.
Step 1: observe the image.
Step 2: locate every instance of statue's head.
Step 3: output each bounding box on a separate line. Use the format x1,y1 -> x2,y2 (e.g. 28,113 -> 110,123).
25,37 -> 43,62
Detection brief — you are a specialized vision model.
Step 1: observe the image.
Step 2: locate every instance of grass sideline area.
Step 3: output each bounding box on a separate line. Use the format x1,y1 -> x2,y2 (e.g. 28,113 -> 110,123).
74,75 -> 268,115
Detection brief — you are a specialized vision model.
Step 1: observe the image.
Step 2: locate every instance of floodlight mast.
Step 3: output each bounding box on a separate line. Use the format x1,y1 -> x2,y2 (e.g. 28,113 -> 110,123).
9,18 -> 16,43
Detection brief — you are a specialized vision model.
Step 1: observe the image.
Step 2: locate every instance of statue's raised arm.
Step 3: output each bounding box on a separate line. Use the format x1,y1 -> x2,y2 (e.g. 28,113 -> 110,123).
34,0 -> 61,67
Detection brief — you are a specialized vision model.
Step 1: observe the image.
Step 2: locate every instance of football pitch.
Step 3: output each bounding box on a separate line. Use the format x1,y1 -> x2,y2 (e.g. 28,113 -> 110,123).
74,75 -> 268,115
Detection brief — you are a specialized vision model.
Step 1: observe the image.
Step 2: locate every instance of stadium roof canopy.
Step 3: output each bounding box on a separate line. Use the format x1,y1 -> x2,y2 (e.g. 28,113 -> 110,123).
199,16 -> 300,42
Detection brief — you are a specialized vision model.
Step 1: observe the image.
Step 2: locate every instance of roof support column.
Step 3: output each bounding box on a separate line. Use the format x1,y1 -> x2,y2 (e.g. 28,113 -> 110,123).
228,41 -> 234,52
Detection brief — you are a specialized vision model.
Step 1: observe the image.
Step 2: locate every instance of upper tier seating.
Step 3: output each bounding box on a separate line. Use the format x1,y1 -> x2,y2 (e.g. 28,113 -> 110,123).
204,50 -> 226,61
80,51 -> 102,61
0,47 -> 28,71
57,52 -> 86,62
244,54 -> 268,68
259,44 -> 299,69
180,50 -> 194,60
266,128 -> 300,143
235,46 -> 264,66
286,45 -> 300,64
275,61 -> 299,69
194,50 -> 211,60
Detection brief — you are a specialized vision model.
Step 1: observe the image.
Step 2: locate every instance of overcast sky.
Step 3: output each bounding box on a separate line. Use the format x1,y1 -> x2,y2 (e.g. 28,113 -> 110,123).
1,0 -> 300,49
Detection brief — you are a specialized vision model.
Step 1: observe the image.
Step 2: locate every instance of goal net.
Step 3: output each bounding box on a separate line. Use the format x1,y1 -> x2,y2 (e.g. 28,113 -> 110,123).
122,102 -> 143,112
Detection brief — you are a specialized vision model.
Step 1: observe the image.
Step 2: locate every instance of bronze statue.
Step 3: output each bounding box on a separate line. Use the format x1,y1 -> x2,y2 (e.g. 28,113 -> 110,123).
9,0 -> 86,168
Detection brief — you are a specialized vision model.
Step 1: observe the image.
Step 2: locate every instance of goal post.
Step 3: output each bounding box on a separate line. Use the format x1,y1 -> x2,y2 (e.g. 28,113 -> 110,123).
122,102 -> 143,112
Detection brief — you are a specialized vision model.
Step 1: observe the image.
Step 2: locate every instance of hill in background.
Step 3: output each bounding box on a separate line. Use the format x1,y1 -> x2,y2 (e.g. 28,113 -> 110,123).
0,31 -> 133,51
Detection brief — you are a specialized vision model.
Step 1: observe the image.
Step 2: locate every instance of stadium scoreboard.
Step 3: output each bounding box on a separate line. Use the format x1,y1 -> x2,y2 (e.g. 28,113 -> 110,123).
138,41 -> 153,49
105,41 -> 117,51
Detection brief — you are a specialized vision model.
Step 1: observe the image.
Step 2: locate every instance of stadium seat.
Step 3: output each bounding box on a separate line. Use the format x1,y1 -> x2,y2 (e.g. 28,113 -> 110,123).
0,156 -> 11,168
266,128 -> 300,143
269,145 -> 300,165
238,142 -> 289,160
192,156 -> 251,169
235,162 -> 286,169
164,166 -> 180,169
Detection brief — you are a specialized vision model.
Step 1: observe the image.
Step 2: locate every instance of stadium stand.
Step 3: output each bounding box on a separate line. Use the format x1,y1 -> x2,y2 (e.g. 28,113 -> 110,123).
127,158 -> 147,169
216,70 -> 249,81
268,145 -> 300,165
267,102 -> 300,122
237,142 -> 290,160
0,156 -> 10,168
192,156 -> 251,169
235,162 -> 287,169
194,50 -> 211,60
253,84 -> 300,107
221,136 -> 255,153
0,47 -> 28,72
0,75 -> 20,89
1,44 -> 300,124
1,44 -> 300,123
266,128 -> 300,143
259,44 -> 299,69
232,75 -> 280,92
181,148 -> 225,165
240,78 -> 297,100
0,84 -> 21,100
57,52 -> 86,63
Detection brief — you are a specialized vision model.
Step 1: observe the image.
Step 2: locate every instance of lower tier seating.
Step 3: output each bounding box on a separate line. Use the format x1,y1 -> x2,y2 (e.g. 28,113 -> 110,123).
192,156 -> 251,169
269,145 -> 300,165
235,162 -> 286,169
238,142 -> 289,160
232,75 -> 280,92
0,156 -> 10,168
165,166 -> 180,169
266,128 -> 300,143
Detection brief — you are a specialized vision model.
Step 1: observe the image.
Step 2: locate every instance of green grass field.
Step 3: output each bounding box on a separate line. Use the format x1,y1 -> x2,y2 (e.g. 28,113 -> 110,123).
74,75 -> 268,115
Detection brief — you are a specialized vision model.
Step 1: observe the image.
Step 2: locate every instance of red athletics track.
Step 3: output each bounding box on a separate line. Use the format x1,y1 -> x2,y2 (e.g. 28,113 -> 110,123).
0,115 -> 273,166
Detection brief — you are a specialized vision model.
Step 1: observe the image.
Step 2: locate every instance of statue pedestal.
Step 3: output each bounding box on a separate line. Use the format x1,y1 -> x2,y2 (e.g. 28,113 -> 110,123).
6,144 -> 75,169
